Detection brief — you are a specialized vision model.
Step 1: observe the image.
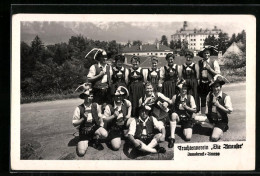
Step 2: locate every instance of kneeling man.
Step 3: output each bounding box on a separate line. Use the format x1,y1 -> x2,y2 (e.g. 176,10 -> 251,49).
72,89 -> 108,156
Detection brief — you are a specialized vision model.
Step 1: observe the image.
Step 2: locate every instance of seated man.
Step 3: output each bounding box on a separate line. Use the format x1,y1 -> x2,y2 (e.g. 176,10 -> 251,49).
170,81 -> 197,146
205,75 -> 233,142
127,105 -> 166,154
72,88 -> 108,156
103,86 -> 133,151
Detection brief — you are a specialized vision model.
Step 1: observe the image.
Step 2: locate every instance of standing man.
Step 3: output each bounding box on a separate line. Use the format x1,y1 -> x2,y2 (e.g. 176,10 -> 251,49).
198,46 -> 220,114
72,89 -> 108,156
87,49 -> 112,104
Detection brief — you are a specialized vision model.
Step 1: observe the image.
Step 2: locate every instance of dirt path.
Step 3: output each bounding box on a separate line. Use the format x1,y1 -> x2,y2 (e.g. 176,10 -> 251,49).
20,82 -> 246,160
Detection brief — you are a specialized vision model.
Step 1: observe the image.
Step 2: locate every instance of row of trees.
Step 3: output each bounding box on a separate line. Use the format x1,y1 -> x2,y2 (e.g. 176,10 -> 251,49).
21,35 -> 124,96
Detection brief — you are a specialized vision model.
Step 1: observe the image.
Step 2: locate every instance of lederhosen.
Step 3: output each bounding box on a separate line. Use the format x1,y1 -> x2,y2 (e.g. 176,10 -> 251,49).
92,64 -> 111,104
182,63 -> 200,112
128,68 -> 145,117
78,103 -> 100,141
162,64 -> 178,99
107,101 -> 128,139
134,117 -> 155,145
110,66 -> 127,96
174,95 -> 194,129
147,68 -> 160,91
198,59 -> 215,107
142,93 -> 169,125
207,92 -> 229,132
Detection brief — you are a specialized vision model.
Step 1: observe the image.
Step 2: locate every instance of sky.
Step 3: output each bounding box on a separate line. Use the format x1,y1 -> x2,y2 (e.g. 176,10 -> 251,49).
19,14 -> 250,45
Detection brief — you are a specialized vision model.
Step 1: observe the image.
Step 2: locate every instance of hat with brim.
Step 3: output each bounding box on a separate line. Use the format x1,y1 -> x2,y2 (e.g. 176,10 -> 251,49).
198,45 -> 218,58
185,50 -> 194,58
114,86 -> 129,97
138,104 -> 152,112
79,90 -> 92,99
176,79 -> 190,91
209,75 -> 226,87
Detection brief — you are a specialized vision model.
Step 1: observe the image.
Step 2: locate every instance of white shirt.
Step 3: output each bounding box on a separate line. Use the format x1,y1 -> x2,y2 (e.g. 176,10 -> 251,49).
204,58 -> 221,74
103,99 -> 132,117
128,116 -> 164,136
172,94 -> 196,109
87,63 -> 113,83
205,91 -> 233,114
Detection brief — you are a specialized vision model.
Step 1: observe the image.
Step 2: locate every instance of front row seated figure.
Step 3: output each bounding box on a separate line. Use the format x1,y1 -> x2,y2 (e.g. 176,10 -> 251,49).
170,80 -> 197,144
127,105 -> 166,154
103,86 -> 134,151
72,88 -> 108,156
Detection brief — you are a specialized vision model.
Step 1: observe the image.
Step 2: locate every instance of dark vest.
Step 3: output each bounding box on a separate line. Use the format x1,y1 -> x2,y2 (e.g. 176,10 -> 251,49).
78,103 -> 99,132
147,68 -> 160,84
198,59 -> 215,81
164,64 -> 178,81
107,101 -> 128,125
92,64 -> 111,89
112,66 -> 126,84
128,68 -> 144,83
182,63 -> 196,79
174,95 -> 193,118
208,92 -> 228,121
134,116 -> 154,139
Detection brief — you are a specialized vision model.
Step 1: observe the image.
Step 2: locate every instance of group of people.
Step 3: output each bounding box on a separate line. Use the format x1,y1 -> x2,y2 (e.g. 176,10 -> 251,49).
72,46 -> 233,157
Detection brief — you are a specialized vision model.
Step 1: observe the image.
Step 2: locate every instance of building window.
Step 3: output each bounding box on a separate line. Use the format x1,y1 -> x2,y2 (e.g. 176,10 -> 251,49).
147,53 -> 149,55
155,53 -> 158,55
164,53 -> 167,55
151,53 -> 153,55
137,53 -> 139,55
133,54 -> 135,55
194,39 -> 196,41
160,53 -> 163,55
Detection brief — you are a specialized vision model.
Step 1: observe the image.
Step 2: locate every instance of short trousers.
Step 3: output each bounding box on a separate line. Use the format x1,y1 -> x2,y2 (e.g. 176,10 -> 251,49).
79,125 -> 100,141
207,114 -> 229,132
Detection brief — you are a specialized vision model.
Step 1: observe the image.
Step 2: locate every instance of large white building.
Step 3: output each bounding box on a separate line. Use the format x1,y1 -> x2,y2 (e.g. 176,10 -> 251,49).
171,21 -> 222,51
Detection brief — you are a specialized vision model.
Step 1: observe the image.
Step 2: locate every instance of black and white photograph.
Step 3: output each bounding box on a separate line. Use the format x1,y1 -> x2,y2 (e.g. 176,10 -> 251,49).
11,14 -> 255,170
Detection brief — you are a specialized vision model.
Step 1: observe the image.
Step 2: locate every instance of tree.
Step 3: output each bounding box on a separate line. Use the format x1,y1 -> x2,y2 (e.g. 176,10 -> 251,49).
160,35 -> 168,46
169,40 -> 175,49
180,39 -> 189,56
30,35 -> 44,61
107,40 -> 118,57
217,32 -> 229,53
133,40 -> 142,46
204,35 -> 218,46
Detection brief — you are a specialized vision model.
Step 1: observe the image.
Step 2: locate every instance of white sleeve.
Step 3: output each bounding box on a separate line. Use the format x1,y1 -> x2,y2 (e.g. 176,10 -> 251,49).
189,95 -> 196,109
127,119 -> 137,136
160,67 -> 165,81
72,107 -> 81,126
124,99 -> 132,108
142,68 -> 148,82
152,117 -> 164,131
224,95 -> 233,112
157,92 -> 172,104
87,65 -> 96,78
138,97 -> 143,107
125,67 -> 129,84
213,60 -> 221,74
104,105 -> 112,118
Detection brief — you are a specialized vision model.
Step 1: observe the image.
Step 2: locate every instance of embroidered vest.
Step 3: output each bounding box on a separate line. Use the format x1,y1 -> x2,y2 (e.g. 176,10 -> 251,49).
198,59 -> 215,81
107,101 -> 128,125
112,66 -> 126,84
208,92 -> 228,121
134,116 -> 154,139
93,64 -> 111,89
174,95 -> 192,118
128,68 -> 144,83
78,103 -> 99,132
182,63 -> 196,79
164,64 -> 178,81
147,68 -> 160,84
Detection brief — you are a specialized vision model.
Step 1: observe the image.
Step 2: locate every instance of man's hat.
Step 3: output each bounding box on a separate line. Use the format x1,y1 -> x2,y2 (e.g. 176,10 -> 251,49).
209,75 -> 226,87
85,48 -> 107,60
198,45 -> 218,57
176,79 -> 190,90
79,89 -> 93,99
114,86 -> 129,97
185,50 -> 194,58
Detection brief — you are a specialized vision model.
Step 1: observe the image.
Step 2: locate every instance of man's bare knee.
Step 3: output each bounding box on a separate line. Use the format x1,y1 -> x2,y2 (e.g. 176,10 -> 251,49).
170,113 -> 178,122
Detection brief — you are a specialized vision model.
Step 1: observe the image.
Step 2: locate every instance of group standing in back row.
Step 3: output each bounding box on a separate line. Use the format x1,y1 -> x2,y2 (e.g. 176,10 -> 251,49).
72,46 -> 233,156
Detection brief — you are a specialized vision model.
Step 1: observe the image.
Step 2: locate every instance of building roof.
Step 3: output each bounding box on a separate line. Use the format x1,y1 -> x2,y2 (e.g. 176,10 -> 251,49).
172,29 -> 221,36
122,44 -> 172,53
